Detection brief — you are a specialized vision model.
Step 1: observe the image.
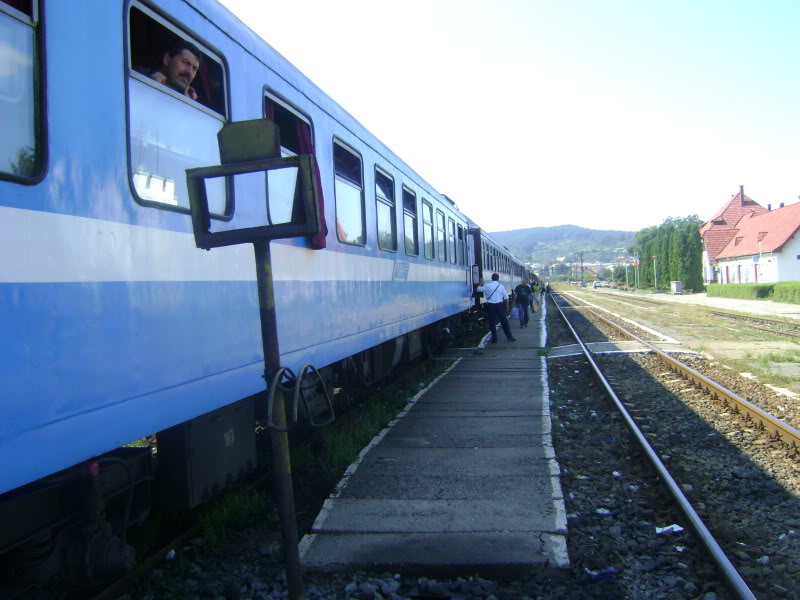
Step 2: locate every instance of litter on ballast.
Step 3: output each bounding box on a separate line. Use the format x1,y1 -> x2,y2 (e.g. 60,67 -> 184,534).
584,567 -> 619,581
166,549 -> 176,560
656,524 -> 684,535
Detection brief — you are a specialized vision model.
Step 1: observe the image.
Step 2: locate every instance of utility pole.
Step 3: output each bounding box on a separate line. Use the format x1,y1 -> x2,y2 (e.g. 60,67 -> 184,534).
652,255 -> 658,289
580,252 -> 584,284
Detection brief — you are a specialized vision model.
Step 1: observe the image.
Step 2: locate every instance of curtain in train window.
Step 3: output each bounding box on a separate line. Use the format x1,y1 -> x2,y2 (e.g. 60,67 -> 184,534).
375,168 -> 396,251
0,1 -> 38,178
127,4 -> 228,215
334,141 -> 364,246
265,96 -> 327,248
403,187 -> 418,256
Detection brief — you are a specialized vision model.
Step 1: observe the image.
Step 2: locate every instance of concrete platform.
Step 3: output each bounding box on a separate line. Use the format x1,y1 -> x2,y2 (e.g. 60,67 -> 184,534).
299,301 -> 569,575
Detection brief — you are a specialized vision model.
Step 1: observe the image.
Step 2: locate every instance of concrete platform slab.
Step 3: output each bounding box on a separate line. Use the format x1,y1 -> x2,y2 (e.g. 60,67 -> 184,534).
311,496 -> 566,533
300,531 -> 569,575
299,302 -> 568,575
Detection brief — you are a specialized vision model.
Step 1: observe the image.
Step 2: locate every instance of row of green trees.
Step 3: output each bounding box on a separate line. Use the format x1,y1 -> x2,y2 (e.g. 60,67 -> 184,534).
624,216 -> 704,291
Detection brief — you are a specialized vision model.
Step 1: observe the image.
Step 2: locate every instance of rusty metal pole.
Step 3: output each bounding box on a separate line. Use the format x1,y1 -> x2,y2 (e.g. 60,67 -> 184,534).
253,240 -> 305,600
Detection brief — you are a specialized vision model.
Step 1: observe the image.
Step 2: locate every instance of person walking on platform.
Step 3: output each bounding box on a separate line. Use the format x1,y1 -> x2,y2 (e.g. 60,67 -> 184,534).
477,273 -> 516,343
530,280 -> 542,312
514,279 -> 532,328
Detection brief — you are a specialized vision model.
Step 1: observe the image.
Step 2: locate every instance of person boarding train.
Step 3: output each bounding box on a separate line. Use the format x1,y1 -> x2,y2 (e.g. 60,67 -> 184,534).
476,273 -> 517,343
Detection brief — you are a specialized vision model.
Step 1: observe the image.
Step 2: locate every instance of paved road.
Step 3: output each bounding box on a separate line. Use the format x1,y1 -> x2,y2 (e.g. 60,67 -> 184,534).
596,289 -> 800,320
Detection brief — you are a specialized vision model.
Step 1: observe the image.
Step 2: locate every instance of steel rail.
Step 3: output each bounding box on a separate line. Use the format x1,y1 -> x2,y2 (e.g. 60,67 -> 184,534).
709,310 -> 800,329
709,311 -> 800,339
551,293 -> 758,600
580,303 -> 800,449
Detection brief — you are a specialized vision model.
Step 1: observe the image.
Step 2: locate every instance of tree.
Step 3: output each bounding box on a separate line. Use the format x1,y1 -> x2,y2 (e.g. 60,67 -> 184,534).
629,216 -> 704,290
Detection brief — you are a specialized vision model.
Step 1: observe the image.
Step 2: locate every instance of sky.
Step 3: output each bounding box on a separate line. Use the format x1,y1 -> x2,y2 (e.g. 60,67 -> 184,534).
218,0 -> 800,234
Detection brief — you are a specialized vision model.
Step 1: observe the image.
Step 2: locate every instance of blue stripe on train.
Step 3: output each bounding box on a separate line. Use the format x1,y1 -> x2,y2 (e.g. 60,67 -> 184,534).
1,279 -> 469,493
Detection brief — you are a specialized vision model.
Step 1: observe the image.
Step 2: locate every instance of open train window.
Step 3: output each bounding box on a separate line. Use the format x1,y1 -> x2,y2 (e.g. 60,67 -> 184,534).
375,167 -> 396,252
402,186 -> 418,256
0,0 -> 41,180
127,3 -> 229,216
265,94 -> 311,222
422,200 -> 434,260
334,140 -> 364,246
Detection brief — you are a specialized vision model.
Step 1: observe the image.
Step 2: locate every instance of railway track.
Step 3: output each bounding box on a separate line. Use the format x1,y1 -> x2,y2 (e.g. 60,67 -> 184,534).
552,294 -> 756,599
585,288 -> 800,339
709,311 -> 800,339
568,299 -> 800,450
550,292 -> 800,599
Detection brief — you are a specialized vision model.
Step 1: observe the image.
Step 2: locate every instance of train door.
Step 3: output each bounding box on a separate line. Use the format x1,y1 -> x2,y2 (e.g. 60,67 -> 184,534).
467,228 -> 482,305
457,223 -> 470,288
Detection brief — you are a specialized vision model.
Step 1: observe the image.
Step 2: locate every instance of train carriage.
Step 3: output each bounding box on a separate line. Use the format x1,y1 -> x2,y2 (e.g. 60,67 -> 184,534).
0,0 -> 523,592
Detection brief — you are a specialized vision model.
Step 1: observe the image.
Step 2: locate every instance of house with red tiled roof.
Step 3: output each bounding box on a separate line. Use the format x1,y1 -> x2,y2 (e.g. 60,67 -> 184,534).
714,201 -> 800,284
699,187 -> 767,283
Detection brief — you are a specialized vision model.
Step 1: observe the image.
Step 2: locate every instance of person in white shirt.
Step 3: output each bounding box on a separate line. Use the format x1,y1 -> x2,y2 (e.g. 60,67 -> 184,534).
476,273 -> 517,343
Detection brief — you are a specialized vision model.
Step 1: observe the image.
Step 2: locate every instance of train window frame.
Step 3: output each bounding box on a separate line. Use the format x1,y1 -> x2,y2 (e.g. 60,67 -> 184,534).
264,91 -> 314,156
447,218 -> 456,265
457,224 -> 465,266
0,0 -> 45,183
374,166 -> 397,252
436,209 -> 447,262
402,186 -> 419,257
126,2 -> 232,219
264,91 -> 316,226
422,199 -> 434,260
333,139 -> 365,246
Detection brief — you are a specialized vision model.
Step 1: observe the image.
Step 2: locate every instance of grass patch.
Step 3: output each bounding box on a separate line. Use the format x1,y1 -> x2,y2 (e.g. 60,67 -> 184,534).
725,358 -> 800,390
198,487 -> 278,546
292,358 -> 455,485
752,349 -> 800,365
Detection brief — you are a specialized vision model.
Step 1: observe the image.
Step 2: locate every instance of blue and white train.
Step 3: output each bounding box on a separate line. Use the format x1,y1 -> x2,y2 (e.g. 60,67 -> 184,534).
0,0 -> 528,591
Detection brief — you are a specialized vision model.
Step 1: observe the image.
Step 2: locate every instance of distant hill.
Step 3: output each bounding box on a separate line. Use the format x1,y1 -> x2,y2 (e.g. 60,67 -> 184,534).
489,225 -> 635,265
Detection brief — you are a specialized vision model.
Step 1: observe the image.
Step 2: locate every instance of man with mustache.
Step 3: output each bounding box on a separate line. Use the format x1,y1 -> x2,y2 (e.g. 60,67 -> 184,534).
149,41 -> 201,101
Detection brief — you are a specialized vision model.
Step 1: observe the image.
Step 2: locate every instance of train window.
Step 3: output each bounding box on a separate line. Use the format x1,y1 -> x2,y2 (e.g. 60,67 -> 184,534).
422,200 -> 434,260
448,219 -> 457,264
402,186 -> 418,256
0,0 -> 40,180
334,140 -> 365,245
457,225 -> 465,265
266,95 -> 311,221
375,167 -> 396,251
127,4 -> 229,215
436,210 -> 447,262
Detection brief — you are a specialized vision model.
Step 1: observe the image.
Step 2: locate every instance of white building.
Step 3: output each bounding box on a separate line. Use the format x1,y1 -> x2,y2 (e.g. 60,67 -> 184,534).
714,201 -> 800,284
699,187 -> 767,283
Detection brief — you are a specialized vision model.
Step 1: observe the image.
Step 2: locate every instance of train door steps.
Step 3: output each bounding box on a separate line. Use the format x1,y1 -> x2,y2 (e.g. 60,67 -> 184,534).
299,305 -> 570,575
